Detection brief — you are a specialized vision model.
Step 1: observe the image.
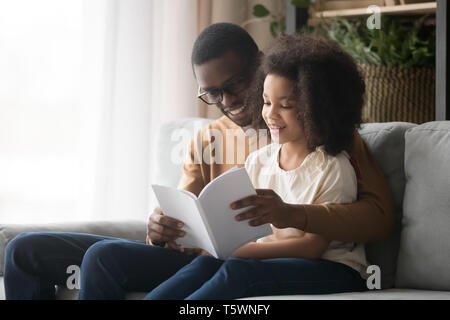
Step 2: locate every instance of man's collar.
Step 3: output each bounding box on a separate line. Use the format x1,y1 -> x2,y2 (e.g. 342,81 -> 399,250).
242,124 -> 254,136
219,115 -> 267,138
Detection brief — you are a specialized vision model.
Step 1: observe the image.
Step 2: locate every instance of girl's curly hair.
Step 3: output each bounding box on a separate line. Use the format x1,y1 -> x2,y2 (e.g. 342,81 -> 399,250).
249,34 -> 366,156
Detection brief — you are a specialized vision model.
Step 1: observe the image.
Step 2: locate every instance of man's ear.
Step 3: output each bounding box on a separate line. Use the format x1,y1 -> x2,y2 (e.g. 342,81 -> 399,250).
256,51 -> 265,61
192,64 -> 198,79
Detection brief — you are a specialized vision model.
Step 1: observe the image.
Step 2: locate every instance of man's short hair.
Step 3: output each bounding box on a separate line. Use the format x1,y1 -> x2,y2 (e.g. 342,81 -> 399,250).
191,23 -> 259,66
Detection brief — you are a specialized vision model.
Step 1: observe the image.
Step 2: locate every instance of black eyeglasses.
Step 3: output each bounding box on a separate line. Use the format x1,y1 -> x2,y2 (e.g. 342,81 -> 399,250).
197,70 -> 249,105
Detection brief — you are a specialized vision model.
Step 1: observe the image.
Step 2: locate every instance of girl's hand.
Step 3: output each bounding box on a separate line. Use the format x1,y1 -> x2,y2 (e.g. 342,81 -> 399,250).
166,241 -> 185,253
231,189 -> 299,229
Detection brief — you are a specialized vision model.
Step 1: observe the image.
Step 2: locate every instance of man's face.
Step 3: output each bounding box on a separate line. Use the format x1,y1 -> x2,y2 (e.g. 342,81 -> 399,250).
194,51 -> 254,127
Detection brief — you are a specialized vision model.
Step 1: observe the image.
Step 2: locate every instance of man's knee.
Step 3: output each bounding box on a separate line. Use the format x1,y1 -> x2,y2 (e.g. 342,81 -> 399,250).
5,232 -> 31,254
5,232 -> 48,265
190,255 -> 222,270
81,240 -> 119,269
217,258 -> 254,281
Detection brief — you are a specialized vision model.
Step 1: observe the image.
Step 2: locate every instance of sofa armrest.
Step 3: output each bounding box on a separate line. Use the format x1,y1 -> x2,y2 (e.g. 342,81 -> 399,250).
0,219 -> 147,275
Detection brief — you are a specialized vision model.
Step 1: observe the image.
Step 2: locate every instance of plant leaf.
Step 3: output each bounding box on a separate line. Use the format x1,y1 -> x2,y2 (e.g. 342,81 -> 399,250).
253,4 -> 270,17
318,15 -> 435,67
270,22 -> 279,37
291,0 -> 311,8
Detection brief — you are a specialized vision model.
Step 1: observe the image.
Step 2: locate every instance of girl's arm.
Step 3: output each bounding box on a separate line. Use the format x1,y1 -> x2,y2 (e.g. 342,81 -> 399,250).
232,233 -> 330,260
235,133 -> 395,243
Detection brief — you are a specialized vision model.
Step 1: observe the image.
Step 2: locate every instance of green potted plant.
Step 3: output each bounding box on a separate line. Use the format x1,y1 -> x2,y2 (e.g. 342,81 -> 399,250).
250,3 -> 436,124
251,0 -> 316,37
319,16 -> 435,124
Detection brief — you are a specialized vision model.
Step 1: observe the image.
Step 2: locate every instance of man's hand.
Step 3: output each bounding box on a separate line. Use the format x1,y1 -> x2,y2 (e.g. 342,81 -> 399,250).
231,189 -> 306,230
147,207 -> 186,251
183,248 -> 212,257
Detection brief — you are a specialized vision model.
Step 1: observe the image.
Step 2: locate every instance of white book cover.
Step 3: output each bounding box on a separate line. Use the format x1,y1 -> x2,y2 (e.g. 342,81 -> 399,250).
151,167 -> 272,259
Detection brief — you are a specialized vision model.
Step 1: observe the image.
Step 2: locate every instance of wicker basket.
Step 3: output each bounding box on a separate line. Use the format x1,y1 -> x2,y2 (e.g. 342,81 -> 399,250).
358,63 -> 435,124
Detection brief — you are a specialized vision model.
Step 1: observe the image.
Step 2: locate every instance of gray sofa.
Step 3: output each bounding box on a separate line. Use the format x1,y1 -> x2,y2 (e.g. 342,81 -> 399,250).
1,117 -> 450,300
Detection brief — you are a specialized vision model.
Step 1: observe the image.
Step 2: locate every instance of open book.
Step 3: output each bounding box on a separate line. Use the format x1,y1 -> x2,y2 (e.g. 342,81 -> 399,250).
151,167 -> 272,259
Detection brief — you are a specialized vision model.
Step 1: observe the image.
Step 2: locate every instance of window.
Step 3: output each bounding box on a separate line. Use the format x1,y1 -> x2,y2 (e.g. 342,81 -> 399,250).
0,0 -> 84,223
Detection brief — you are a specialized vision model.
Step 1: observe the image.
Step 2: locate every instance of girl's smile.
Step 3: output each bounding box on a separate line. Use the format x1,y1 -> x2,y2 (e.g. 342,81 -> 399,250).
267,124 -> 286,136
262,74 -> 303,145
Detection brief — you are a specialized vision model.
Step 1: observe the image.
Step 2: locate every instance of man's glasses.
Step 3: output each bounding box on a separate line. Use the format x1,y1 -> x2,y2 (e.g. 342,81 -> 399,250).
197,71 -> 249,105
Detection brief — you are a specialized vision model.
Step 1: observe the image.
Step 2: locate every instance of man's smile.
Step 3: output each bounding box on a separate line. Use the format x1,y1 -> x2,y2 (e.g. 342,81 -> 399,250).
224,105 -> 248,120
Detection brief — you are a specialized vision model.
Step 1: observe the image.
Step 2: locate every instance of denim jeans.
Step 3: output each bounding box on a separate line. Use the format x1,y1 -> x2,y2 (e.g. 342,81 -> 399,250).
145,255 -> 367,300
3,232 -> 195,299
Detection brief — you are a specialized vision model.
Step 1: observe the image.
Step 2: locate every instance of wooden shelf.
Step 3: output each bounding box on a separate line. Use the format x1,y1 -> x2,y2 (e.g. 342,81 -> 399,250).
314,2 -> 436,19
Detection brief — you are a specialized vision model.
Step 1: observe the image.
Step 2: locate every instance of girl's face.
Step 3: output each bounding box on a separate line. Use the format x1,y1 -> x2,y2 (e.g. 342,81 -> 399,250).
262,74 -> 304,145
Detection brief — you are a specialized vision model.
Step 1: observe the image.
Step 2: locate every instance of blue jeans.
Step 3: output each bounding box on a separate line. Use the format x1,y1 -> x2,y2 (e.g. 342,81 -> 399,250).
3,232 -> 195,299
145,255 -> 367,300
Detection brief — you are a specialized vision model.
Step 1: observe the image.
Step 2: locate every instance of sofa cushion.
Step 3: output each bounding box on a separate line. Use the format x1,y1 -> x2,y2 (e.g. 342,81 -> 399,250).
358,122 -> 417,289
242,288 -> 450,300
0,220 -> 147,275
53,285 -> 147,300
396,121 -> 450,290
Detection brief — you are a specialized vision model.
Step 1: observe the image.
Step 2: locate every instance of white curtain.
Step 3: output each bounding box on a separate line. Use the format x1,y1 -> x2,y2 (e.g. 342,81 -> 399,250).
0,0 -> 199,224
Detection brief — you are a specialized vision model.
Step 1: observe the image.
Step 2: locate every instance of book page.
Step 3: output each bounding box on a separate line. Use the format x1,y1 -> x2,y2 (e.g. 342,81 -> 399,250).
151,185 -> 217,257
198,166 -> 239,199
198,167 -> 272,259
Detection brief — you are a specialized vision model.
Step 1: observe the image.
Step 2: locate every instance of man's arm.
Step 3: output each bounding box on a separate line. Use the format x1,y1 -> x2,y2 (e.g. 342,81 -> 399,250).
234,132 -> 395,244
146,133 -> 206,245
176,130 -> 207,196
300,132 -> 395,243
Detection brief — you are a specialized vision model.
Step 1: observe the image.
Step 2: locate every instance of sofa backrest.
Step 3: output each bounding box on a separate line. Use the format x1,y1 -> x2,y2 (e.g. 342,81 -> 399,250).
358,122 -> 417,289
395,121 -> 450,291
152,117 -> 214,188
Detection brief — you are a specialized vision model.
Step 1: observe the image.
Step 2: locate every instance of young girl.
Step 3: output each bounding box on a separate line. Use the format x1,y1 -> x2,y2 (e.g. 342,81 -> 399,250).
144,35 -> 369,300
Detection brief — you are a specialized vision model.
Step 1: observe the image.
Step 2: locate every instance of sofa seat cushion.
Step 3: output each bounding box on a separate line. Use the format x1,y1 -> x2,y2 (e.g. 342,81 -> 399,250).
1,277 -> 449,300
0,276 -> 4,300
54,286 -> 147,300
56,288 -> 450,300
396,121 -> 450,290
241,288 -> 450,300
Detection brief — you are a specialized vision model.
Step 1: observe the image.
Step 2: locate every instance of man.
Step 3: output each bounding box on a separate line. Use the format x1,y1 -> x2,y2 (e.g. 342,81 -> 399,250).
4,23 -> 394,300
